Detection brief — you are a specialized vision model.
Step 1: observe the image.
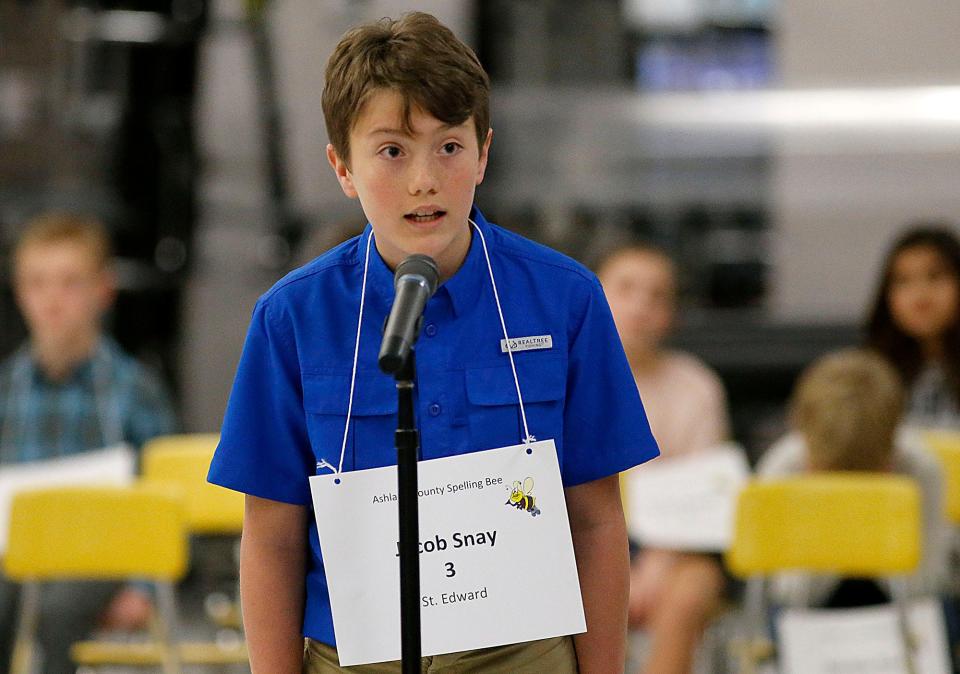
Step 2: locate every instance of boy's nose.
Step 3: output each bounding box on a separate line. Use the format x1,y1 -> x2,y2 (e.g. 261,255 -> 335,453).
408,157 -> 439,196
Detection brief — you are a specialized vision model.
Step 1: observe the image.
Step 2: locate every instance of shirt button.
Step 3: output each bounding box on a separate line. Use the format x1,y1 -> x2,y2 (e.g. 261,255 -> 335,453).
428,403 -> 442,417
424,323 -> 438,337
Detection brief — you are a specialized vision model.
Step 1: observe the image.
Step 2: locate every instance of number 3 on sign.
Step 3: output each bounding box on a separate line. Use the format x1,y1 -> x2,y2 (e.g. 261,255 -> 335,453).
445,562 -> 456,578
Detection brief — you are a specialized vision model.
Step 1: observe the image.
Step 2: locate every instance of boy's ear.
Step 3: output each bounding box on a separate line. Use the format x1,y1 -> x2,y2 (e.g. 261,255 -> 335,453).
475,128 -> 493,186
97,267 -> 117,314
326,144 -> 358,199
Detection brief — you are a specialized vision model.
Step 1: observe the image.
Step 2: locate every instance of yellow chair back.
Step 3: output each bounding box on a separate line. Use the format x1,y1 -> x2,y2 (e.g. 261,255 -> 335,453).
726,474 -> 921,577
4,485 -> 187,581
142,434 -> 244,535
920,430 -> 960,525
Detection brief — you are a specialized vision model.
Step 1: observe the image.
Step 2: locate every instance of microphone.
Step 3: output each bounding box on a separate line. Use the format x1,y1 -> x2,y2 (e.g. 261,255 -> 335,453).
378,254 -> 440,374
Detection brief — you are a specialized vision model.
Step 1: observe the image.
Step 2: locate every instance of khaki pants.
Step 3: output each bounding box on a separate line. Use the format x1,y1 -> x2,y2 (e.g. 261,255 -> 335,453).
303,636 -> 578,673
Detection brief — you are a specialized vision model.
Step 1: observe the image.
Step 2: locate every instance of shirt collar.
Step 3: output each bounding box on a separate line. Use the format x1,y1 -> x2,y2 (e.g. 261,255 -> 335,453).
20,339 -> 113,387
442,206 -> 487,318
362,226 -> 395,311
361,205 -> 489,319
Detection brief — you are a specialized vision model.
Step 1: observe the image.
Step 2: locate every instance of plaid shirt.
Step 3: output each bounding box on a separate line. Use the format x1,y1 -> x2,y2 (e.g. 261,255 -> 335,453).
0,338 -> 177,464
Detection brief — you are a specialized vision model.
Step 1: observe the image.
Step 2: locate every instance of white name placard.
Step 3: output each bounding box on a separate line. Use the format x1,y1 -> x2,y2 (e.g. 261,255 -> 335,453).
309,440 -> 585,666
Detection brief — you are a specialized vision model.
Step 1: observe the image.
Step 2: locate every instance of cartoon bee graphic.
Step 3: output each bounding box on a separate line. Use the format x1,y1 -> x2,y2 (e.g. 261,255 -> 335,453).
506,477 -> 541,517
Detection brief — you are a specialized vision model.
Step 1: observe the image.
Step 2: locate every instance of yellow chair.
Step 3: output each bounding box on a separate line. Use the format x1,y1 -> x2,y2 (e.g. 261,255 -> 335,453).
141,433 -> 244,535
137,434 -> 248,662
921,430 -> 960,667
70,639 -> 249,670
4,485 -> 188,674
725,474 -> 922,674
920,430 -> 960,525
141,433 -> 244,630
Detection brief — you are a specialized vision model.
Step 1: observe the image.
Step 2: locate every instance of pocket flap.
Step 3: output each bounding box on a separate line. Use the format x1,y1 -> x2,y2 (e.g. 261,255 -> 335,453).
465,358 -> 565,406
302,371 -> 398,416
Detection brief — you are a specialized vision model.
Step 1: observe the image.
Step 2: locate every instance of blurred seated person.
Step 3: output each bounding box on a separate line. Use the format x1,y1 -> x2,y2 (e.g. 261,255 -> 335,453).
865,224 -> 960,430
598,244 -> 731,674
758,349 -> 949,608
0,213 -> 177,674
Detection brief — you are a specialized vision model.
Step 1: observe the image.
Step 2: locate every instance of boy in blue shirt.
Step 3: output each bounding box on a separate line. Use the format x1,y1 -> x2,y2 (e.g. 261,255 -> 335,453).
209,12 -> 659,672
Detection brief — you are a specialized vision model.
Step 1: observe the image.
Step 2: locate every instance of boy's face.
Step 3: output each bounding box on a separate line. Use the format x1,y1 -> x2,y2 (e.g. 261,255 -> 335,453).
326,89 -> 492,280
14,241 -> 114,347
600,250 -> 676,356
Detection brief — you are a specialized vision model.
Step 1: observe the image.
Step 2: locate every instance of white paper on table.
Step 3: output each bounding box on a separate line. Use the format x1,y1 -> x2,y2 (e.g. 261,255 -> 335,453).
624,443 -> 750,551
777,597 -> 951,674
0,445 -> 135,555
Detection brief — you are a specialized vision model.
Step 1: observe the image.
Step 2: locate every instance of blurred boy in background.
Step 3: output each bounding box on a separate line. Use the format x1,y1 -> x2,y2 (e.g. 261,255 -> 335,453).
598,244 -> 731,674
0,213 -> 177,674
758,349 -> 949,607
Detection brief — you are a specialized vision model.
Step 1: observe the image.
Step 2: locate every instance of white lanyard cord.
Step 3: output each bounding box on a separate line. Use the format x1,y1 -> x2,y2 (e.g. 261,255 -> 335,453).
471,220 -> 534,445
92,344 -> 124,448
328,221 -> 534,476
334,230 -> 374,475
0,351 -> 30,458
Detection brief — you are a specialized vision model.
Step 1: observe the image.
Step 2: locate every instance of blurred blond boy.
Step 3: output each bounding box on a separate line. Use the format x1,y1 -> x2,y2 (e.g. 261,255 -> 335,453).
758,349 -> 949,606
0,213 -> 176,674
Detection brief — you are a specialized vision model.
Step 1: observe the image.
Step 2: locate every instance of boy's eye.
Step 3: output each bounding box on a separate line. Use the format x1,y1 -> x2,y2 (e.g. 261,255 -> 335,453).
379,145 -> 402,159
890,274 -> 912,289
441,142 -> 462,155
929,268 -> 957,284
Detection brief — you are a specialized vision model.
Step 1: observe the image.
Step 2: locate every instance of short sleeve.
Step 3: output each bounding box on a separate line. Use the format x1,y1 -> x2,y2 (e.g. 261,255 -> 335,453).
561,278 -> 659,486
208,298 -> 315,505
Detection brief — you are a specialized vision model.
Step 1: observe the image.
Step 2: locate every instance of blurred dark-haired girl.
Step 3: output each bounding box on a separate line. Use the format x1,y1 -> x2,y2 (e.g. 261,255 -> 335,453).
866,224 -> 960,429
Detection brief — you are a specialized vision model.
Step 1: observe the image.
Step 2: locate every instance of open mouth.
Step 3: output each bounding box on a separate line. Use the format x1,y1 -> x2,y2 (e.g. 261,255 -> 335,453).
404,209 -> 447,224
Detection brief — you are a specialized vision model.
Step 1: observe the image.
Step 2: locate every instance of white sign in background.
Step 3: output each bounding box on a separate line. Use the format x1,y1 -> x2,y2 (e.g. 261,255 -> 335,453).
0,445 -> 134,555
778,597 -> 951,674
310,440 -> 586,667
624,443 -> 750,551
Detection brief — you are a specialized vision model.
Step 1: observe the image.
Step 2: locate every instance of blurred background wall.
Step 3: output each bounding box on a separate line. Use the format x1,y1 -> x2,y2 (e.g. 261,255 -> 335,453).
1,0 -> 958,457
771,0 -> 960,322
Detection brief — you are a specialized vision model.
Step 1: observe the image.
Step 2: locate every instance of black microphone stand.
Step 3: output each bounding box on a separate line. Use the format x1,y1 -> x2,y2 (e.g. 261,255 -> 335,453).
379,254 -> 437,673
393,349 -> 421,673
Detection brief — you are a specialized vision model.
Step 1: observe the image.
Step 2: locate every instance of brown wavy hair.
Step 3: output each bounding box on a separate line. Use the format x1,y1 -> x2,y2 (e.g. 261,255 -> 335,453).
865,224 -> 960,399
322,12 -> 490,167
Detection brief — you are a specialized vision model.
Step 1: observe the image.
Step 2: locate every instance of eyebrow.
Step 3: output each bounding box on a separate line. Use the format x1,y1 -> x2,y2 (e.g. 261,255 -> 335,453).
368,127 -> 409,137
367,122 -> 463,138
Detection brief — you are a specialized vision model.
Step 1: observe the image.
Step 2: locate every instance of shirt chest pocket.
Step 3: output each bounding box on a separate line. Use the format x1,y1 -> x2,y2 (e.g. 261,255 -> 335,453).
302,372 -> 398,472
464,357 -> 566,451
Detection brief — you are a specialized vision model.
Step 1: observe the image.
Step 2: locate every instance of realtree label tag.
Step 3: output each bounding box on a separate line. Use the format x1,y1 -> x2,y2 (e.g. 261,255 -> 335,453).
500,335 -> 553,353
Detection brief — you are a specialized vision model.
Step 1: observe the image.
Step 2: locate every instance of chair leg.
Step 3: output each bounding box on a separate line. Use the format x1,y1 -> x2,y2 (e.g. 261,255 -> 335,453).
732,576 -> 772,674
10,583 -> 40,674
891,579 -> 917,674
154,582 -> 182,674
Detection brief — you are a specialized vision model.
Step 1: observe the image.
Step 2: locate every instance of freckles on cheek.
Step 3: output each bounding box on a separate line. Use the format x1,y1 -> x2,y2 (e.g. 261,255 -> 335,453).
459,164 -> 481,184
371,171 -> 402,195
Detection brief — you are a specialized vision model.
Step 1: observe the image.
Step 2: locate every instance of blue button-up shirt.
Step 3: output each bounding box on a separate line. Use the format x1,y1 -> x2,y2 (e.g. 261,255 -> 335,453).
209,207 -> 659,644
